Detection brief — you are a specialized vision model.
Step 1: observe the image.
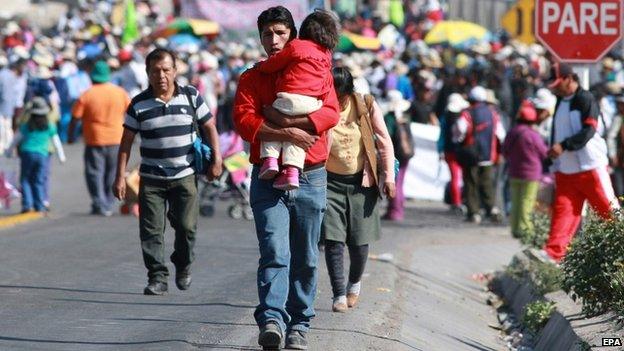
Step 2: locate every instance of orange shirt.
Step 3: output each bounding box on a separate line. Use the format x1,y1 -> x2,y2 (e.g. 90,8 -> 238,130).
72,83 -> 130,146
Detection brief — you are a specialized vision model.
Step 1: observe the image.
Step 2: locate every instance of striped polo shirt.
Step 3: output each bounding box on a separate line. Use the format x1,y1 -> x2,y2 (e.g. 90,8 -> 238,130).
123,84 -> 212,180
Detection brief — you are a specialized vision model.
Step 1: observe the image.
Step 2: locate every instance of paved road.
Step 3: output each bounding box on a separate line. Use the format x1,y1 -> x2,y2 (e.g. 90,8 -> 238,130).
0,143 -> 520,350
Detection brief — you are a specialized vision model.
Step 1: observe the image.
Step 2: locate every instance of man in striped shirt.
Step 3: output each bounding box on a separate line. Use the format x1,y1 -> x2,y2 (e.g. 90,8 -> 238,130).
113,48 -> 222,295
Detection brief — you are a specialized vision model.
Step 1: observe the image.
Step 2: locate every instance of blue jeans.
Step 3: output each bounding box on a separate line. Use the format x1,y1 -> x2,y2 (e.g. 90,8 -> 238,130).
250,165 -> 327,334
20,151 -> 48,211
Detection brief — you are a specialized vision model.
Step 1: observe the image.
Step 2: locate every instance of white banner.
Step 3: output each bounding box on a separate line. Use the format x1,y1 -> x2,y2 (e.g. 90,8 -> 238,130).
180,0 -> 309,31
403,123 -> 450,201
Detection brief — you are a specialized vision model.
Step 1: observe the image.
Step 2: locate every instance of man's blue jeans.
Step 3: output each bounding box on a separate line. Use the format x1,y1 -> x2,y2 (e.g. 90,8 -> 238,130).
20,151 -> 48,211
250,165 -> 327,334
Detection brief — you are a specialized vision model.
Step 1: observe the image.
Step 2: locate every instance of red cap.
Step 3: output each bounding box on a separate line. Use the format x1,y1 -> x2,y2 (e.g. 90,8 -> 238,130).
118,49 -> 132,62
547,62 -> 574,89
518,100 -> 537,122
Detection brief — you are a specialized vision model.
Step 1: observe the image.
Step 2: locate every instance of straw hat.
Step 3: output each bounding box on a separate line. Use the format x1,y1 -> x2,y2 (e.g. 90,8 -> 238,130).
387,89 -> 411,115
200,51 -> 219,70
485,89 -> 499,106
3,21 -> 19,36
30,97 -> 51,115
471,41 -> 492,56
35,66 -> 53,79
394,61 -> 409,76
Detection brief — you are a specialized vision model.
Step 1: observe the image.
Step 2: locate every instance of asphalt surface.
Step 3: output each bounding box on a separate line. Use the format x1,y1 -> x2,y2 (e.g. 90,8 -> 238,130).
0,143 -> 520,350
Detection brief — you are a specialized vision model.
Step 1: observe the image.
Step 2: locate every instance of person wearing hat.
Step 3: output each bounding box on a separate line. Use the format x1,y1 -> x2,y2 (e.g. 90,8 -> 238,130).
606,95 -> 624,199
112,48 -> 147,98
542,62 -> 618,263
438,93 -> 469,214
532,88 -> 557,142
453,85 -> 506,224
382,89 -> 414,221
502,100 -> 548,239
68,60 -> 131,217
4,97 -> 66,213
0,56 -> 28,153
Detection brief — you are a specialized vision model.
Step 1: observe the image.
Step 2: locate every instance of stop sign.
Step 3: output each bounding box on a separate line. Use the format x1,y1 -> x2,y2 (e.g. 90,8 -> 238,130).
535,0 -> 623,62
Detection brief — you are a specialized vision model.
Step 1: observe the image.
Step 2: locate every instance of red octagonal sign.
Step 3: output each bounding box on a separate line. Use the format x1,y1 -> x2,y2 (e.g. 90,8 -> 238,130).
535,0 -> 623,63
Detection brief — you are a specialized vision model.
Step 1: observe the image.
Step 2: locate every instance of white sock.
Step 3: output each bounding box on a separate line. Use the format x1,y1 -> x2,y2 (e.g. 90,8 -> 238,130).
333,295 -> 347,304
347,281 -> 361,295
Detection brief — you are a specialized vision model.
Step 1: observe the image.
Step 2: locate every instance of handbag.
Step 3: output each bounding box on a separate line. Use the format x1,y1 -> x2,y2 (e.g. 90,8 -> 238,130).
361,94 -> 399,183
184,90 -> 212,174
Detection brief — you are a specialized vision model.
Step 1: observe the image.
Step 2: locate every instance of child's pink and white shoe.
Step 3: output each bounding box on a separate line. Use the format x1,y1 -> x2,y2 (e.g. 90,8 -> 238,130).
258,157 -> 279,180
273,167 -> 299,190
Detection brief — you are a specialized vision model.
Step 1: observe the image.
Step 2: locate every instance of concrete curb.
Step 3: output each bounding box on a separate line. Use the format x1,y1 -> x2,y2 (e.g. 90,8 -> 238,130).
492,250 -> 623,350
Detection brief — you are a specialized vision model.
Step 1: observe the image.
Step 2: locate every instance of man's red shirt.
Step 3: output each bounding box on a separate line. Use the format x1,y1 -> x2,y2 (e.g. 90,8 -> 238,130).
233,65 -> 339,165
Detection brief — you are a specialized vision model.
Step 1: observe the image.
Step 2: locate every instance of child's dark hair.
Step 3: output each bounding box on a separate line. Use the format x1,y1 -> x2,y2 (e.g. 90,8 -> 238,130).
299,9 -> 339,50
28,113 -> 49,132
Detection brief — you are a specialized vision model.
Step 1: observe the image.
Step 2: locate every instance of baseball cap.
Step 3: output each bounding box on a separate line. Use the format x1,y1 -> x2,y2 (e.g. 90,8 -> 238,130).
468,86 -> 487,102
517,100 -> 537,123
547,62 -> 574,89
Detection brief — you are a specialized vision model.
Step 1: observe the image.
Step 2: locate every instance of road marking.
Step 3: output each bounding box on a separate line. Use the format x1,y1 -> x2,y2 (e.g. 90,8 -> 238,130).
0,212 -> 44,230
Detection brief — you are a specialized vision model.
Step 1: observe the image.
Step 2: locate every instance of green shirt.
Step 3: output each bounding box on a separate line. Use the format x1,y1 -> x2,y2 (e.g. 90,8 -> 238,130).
19,123 -> 57,156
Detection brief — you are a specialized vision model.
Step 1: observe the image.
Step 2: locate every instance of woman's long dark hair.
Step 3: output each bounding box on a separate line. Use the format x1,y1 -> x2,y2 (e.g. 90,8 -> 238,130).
332,66 -> 354,98
28,113 -> 49,132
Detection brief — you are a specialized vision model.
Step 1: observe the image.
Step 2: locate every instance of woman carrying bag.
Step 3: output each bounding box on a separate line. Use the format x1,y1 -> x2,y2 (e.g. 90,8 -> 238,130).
323,67 -> 396,313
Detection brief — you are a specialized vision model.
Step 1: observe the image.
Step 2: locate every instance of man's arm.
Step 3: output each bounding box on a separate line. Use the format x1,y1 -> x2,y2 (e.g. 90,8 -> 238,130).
201,117 -> 223,180
233,71 -> 267,144
113,128 -> 136,200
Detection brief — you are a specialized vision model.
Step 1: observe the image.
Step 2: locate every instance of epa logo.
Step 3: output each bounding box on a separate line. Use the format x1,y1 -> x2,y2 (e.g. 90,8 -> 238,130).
603,337 -> 622,347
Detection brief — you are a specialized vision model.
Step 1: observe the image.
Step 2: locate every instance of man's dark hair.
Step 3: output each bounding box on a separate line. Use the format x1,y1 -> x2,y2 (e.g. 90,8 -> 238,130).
332,66 -> 354,97
299,9 -> 339,50
257,6 -> 297,40
145,48 -> 177,71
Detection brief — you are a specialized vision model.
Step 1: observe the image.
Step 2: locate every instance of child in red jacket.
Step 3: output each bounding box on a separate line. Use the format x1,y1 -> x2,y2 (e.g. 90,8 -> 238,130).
255,9 -> 339,190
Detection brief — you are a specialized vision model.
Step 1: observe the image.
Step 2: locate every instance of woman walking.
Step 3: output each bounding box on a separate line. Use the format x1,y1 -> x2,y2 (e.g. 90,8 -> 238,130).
324,67 -> 396,312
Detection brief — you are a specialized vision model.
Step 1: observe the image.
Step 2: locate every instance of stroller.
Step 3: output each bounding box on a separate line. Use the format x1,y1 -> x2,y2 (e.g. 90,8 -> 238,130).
198,131 -> 253,220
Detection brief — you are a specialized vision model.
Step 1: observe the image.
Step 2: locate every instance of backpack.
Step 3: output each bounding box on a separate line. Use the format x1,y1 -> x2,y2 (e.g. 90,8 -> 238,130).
393,117 -> 415,163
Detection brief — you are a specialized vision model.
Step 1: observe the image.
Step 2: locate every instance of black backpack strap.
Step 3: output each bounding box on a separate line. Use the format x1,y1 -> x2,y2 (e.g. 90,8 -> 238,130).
183,86 -> 202,138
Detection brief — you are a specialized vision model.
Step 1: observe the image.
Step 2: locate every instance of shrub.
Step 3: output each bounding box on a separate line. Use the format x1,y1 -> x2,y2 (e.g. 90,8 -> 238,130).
522,300 -> 556,334
505,257 -> 563,296
561,210 -> 624,317
520,212 -> 550,249
531,261 -> 564,295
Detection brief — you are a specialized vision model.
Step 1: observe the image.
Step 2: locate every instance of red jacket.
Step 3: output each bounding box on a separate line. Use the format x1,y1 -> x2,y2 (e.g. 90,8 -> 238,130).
256,39 -> 333,97
233,65 -> 339,166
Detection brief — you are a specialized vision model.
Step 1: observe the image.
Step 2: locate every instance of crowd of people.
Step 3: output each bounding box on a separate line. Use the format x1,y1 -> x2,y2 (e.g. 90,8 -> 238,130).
2,0 -> 624,349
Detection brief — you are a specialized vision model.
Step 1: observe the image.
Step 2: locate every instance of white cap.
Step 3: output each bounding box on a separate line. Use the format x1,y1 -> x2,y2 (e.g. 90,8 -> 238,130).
468,86 -> 487,102
447,93 -> 469,113
387,90 -> 411,114
532,88 -> 556,110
